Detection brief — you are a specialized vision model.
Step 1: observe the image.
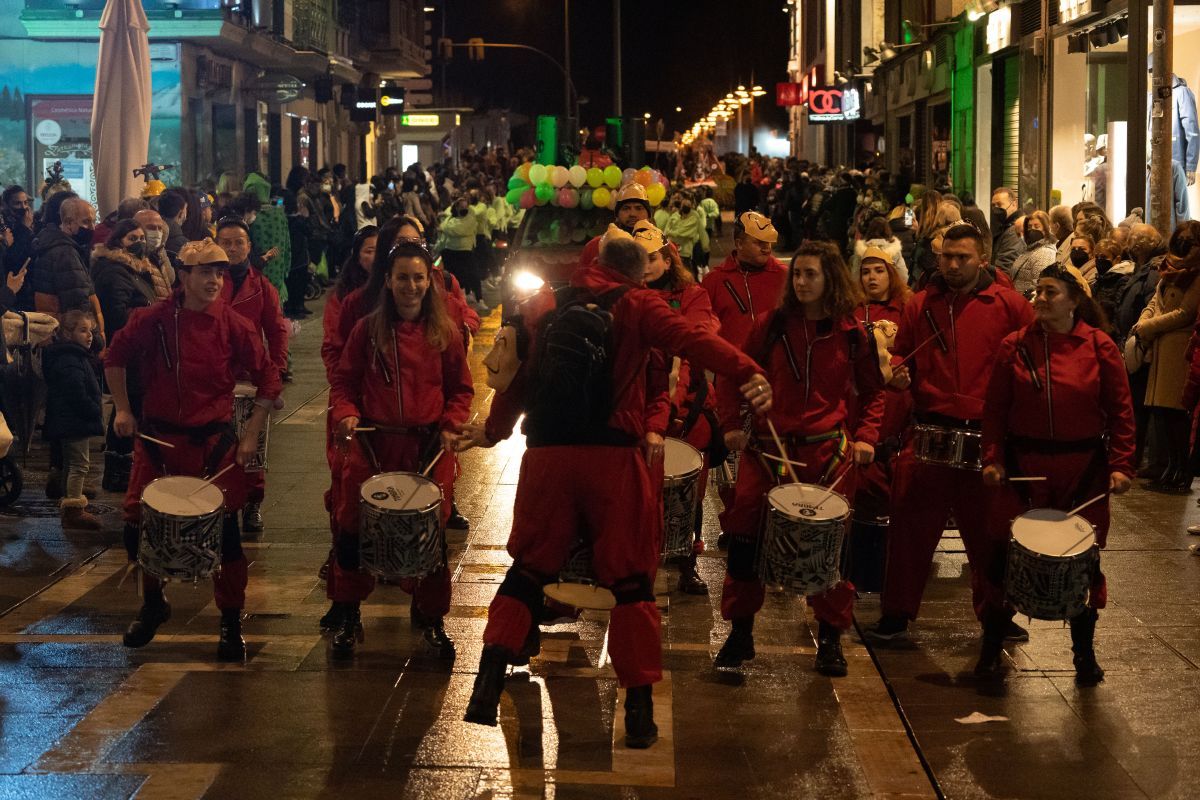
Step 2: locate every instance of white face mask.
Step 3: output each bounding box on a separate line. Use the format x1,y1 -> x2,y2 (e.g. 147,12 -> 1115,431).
144,229 -> 163,250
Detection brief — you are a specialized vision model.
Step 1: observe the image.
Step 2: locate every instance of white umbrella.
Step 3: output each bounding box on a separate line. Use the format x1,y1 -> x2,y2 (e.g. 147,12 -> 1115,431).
90,0 -> 152,217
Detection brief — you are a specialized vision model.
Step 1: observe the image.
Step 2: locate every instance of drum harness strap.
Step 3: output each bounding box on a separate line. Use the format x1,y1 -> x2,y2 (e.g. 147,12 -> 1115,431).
140,418 -> 238,478
356,421 -> 441,475
1004,434 -> 1108,508
751,428 -> 847,484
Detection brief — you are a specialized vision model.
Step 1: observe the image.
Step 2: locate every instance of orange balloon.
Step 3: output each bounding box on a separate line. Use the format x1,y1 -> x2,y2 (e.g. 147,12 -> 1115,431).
634,170 -> 653,187
518,162 -> 532,183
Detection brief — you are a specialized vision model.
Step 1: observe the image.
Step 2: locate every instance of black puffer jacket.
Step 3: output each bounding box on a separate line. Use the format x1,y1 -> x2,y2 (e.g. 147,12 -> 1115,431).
92,250 -> 158,337
31,224 -> 93,311
42,340 -> 104,441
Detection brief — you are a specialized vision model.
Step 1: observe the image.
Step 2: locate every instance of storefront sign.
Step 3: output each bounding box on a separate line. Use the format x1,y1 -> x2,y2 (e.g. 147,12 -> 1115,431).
1059,0 -> 1094,24
401,114 -> 440,127
986,6 -> 1013,54
777,82 -> 802,107
806,87 -> 861,123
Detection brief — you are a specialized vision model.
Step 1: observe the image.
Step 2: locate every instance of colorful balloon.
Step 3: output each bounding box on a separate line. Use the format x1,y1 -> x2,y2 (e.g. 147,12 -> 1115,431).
646,182 -> 666,207
519,187 -> 536,209
551,166 -> 569,188
603,165 -> 622,189
622,168 -> 637,184
505,187 -> 524,206
580,188 -> 594,210
586,167 -> 604,188
633,170 -> 653,187
508,175 -> 527,191
593,186 -> 611,208
518,162 -> 532,183
529,163 -> 548,185
535,182 -> 554,204
557,187 -> 579,208
568,164 -> 587,188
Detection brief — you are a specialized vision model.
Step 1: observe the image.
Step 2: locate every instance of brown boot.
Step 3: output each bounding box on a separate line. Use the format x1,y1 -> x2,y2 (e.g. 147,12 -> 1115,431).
61,500 -> 101,531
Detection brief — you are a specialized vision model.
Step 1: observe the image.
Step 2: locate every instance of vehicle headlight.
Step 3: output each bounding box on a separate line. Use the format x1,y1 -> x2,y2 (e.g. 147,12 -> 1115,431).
511,269 -> 545,294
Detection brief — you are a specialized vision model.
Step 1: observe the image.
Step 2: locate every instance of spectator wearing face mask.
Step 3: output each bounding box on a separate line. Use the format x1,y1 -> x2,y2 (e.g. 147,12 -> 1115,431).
1067,232 -> 1097,281
1091,238 -> 1134,335
133,209 -> 176,295
31,196 -> 104,337
1010,210 -> 1060,296
989,186 -> 1024,276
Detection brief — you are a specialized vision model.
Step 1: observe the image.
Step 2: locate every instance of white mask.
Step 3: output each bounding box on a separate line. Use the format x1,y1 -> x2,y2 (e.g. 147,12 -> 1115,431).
144,229 -> 163,250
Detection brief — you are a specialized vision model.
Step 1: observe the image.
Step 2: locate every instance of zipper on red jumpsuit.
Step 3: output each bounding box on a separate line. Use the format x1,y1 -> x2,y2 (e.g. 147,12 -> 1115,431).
742,270 -> 755,318
946,294 -> 960,391
800,319 -> 834,406
392,329 -> 404,420
1042,330 -> 1055,439
174,306 -> 183,419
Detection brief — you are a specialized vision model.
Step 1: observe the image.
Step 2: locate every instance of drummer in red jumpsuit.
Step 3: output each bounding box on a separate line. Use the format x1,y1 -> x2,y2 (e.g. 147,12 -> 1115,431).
640,223 -> 721,593
327,241 -> 474,659
214,217 -> 290,535
456,234 -> 772,748
700,212 -> 788,544
980,264 -> 1134,683
848,247 -> 914,590
715,240 -> 886,677
577,182 -> 653,270
106,239 -> 282,661
866,223 -> 1035,665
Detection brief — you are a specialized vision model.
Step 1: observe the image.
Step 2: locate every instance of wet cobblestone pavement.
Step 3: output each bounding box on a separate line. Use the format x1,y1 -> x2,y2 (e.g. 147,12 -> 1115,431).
3,249 -> 1200,799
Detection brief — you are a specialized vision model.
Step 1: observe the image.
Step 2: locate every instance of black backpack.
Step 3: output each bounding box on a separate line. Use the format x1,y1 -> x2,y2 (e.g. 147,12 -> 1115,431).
524,285 -> 633,445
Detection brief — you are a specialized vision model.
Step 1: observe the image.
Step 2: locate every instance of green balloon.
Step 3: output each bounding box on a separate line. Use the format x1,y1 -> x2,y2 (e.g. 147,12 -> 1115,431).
535,183 -> 554,202
508,175 -> 528,191
505,187 -> 525,205
580,188 -> 594,210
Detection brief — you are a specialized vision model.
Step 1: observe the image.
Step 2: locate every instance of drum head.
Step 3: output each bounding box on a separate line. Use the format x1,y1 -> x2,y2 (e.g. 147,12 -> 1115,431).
1012,509 -> 1095,556
768,482 -> 850,522
544,581 -> 617,611
142,476 -> 224,516
360,471 -> 442,511
663,438 -> 703,478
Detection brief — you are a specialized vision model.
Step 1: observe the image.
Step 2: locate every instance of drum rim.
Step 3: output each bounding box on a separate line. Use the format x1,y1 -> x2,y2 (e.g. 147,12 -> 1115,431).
141,475 -> 226,516
359,470 -> 443,513
1009,510 -> 1097,557
543,580 -> 617,610
765,483 -> 851,522
663,437 -> 704,477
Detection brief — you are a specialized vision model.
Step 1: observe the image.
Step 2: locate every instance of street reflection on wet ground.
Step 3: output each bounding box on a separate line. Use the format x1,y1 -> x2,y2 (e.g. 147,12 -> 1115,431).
2,246 -> 1200,799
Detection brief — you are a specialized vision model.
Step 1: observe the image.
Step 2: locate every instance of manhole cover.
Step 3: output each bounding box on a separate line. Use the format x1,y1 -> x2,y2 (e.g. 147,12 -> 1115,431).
0,499 -> 119,518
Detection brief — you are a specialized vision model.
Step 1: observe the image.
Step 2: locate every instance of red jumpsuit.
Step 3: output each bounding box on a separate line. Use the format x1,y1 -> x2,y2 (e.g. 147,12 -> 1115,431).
328,316 -> 473,617
481,264 -> 764,688
883,272 -> 1035,622
717,311 -> 886,629
700,253 -> 789,518
106,293 -> 282,610
222,267 -> 289,505
982,320 -> 1136,608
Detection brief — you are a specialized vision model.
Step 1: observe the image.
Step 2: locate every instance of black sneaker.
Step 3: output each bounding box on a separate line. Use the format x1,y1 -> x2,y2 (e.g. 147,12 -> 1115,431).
1073,653 -> 1106,687
677,571 -> 709,595
863,615 -> 909,643
217,610 -> 246,662
242,503 -> 264,535
446,507 -> 470,531
714,628 -> 755,670
122,601 -> 171,648
422,619 -> 456,659
319,602 -> 344,632
1003,620 -> 1029,642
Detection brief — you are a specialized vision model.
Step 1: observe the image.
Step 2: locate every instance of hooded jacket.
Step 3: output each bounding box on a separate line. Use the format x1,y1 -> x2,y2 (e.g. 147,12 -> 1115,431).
42,340 -> 105,441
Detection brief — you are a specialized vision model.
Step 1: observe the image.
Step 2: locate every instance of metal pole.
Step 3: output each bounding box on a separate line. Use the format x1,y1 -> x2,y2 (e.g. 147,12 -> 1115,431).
613,0 -> 622,116
1037,0 -> 1051,208
749,97 -> 755,156
564,0 -> 572,121
440,1 -> 448,106
1150,0 -> 1174,235
1128,0 -> 1150,213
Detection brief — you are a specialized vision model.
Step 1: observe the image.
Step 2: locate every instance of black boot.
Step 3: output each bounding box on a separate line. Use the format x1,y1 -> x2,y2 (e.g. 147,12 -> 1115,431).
464,645 -> 511,726
331,601 -> 362,657
44,467 -> 63,500
123,589 -> 171,648
422,618 -> 456,659
714,617 -> 755,670
623,685 -> 658,749
318,602 -> 344,632
973,614 -> 1008,679
446,503 -> 470,531
814,621 -> 848,677
510,623 -> 541,667
217,609 -> 246,662
677,553 -> 709,595
1070,608 -> 1105,687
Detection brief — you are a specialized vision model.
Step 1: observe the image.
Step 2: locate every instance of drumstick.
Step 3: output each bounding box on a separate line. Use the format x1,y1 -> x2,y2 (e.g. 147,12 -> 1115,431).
189,463 -> 235,496
1007,476 -> 1047,482
138,433 -> 176,449
1066,492 -> 1108,518
352,427 -> 377,432
759,451 -> 808,469
814,463 -> 853,509
765,418 -> 800,484
897,331 -> 944,367
421,448 -> 445,477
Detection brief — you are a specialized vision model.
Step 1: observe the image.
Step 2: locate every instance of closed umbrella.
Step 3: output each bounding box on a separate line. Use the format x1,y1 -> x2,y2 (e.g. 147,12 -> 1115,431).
90,0 -> 152,217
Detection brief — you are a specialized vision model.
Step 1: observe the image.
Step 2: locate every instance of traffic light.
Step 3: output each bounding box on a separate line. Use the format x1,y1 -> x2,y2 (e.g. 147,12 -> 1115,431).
438,37 -> 453,60
468,37 -> 485,60
379,88 -> 406,115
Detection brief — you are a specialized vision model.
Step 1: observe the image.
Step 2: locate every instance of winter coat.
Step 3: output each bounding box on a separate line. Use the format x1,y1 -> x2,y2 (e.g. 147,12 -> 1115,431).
91,249 -> 158,337
1116,259 -> 1162,340
1010,239 -> 1060,296
31,224 -> 93,313
1135,270 -> 1200,409
165,220 -> 188,258
889,219 -> 917,271
663,209 -> 707,259
42,340 -> 104,441
893,271 -> 1036,421
991,214 -> 1024,277
852,238 -> 909,286
982,319 -> 1136,476
437,209 -> 477,252
1093,260 -> 1134,332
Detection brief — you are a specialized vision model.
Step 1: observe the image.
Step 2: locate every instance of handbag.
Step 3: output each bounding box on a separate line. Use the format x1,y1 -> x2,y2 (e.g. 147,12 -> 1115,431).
1122,334 -> 1149,374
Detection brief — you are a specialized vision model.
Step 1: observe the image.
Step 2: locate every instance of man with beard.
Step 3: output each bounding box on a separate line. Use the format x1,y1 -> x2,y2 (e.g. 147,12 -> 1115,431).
576,182 -> 653,270
866,223 -> 1034,677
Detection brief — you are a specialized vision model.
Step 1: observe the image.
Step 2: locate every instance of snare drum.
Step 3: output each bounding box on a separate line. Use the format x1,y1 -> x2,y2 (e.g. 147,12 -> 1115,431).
711,450 -> 740,492
759,482 -> 850,596
1006,508 -> 1100,621
661,438 -> 703,558
544,539 -> 617,610
233,383 -> 269,472
911,424 -> 982,470
359,472 -> 444,579
139,476 -> 226,581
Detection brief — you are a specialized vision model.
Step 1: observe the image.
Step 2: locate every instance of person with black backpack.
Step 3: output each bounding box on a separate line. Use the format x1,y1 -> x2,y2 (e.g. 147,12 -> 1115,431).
456,232 -> 772,749
713,241 -> 887,679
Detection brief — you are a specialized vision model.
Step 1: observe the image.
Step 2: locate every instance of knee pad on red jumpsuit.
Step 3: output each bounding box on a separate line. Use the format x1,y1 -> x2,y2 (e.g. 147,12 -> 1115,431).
483,566 -> 545,654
